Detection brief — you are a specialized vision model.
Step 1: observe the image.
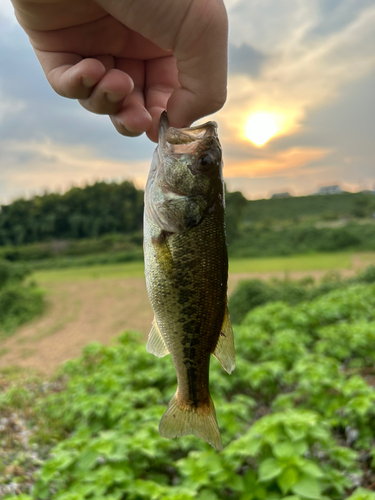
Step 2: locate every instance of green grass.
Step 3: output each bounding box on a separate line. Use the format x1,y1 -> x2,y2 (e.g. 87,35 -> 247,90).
229,252 -> 354,273
32,261 -> 146,282
29,251 -> 367,283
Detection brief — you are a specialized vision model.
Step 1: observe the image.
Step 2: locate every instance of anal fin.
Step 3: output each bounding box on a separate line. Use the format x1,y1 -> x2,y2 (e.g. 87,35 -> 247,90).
212,306 -> 235,374
146,318 -> 169,357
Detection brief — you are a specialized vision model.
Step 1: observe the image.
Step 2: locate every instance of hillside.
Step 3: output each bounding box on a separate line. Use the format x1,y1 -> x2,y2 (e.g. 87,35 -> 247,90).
244,192 -> 375,223
1,183 -> 375,265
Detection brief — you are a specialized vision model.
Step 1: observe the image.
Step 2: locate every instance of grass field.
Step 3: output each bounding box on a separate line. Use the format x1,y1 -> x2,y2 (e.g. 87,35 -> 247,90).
2,250 -> 373,374
31,251 -> 366,283
228,252 -> 354,274
32,261 -> 146,282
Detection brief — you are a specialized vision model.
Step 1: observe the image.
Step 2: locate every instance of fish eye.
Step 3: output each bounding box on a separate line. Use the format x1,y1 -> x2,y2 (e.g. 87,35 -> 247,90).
198,154 -> 212,167
197,152 -> 217,170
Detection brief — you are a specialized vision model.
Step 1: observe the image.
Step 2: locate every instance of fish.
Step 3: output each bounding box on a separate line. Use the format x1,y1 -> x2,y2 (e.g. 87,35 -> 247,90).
143,112 -> 235,451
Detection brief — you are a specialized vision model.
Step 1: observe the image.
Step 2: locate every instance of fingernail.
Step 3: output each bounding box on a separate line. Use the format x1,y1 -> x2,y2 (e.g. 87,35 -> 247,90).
106,92 -> 124,104
82,76 -> 97,88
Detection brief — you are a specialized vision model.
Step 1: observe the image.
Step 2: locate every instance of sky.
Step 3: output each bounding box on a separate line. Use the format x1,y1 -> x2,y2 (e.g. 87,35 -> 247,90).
0,0 -> 374,203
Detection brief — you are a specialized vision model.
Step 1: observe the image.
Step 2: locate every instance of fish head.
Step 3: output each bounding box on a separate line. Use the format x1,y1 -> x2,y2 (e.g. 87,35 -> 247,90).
157,111 -> 223,202
145,112 -> 224,235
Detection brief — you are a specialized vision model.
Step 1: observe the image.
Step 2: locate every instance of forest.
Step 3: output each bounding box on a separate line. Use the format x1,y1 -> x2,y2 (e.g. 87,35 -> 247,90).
0,181 -> 144,246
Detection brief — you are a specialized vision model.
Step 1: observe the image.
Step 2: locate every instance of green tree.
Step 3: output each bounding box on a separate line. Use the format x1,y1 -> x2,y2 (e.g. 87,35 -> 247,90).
225,189 -> 248,244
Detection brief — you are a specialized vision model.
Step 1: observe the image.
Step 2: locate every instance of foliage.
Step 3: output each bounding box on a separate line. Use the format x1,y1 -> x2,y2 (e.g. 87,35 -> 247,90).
0,260 -> 45,336
0,260 -> 30,287
228,275 -> 338,325
225,190 -> 248,244
0,181 -> 144,246
2,282 -> 375,498
0,232 -> 144,263
356,265 -> 375,284
228,223 -> 375,258
243,193 -> 375,224
1,183 -> 375,266
28,250 -> 144,270
4,222 -> 375,269
229,265 -> 375,324
229,279 -> 280,324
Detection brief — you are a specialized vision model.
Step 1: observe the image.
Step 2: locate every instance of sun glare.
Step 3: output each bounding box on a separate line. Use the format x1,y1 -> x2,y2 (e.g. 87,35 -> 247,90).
244,112 -> 279,146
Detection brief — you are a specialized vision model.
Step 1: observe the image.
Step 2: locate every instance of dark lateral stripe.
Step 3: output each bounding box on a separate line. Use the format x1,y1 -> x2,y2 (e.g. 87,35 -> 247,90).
186,364 -> 198,407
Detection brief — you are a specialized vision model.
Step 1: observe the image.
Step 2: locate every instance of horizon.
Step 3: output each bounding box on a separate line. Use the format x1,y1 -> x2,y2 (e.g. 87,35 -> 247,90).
1,177 -> 374,207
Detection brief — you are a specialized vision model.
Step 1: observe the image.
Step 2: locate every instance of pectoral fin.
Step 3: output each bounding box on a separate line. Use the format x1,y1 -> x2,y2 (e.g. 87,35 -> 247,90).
146,318 -> 169,357
212,306 -> 235,374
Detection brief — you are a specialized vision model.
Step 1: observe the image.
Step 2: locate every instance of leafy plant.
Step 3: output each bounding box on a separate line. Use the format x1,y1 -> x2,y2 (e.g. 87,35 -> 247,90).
3,284 -> 375,498
0,259 -> 45,337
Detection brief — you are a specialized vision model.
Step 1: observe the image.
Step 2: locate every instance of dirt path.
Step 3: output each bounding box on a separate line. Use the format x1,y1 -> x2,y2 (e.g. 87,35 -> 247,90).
0,278 -> 153,374
0,263 -> 366,375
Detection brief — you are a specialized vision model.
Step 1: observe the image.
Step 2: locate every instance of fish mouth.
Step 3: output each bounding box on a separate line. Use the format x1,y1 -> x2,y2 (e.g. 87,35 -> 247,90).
159,111 -> 218,146
158,111 -> 219,158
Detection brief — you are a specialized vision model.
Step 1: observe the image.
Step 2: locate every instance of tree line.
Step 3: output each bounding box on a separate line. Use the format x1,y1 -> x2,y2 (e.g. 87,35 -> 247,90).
0,181 -> 248,247
244,191 -> 375,223
0,181 -> 145,246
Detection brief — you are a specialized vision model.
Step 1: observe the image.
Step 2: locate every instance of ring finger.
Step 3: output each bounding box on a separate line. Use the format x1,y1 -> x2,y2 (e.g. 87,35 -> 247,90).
110,58 -> 151,137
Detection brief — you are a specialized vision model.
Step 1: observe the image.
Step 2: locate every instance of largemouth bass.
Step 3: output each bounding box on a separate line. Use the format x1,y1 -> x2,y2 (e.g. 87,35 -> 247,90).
144,112 -> 235,451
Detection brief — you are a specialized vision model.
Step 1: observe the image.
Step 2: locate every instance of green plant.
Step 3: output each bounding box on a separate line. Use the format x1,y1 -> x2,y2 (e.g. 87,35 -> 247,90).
229,279 -> 278,324
3,284 -> 375,499
0,260 -> 45,337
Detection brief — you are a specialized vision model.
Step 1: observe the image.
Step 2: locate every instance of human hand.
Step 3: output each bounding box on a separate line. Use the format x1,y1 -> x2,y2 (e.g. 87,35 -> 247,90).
12,0 -> 228,142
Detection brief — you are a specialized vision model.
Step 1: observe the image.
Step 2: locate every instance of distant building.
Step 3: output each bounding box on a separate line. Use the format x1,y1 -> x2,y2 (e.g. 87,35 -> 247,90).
271,192 -> 292,199
316,185 -> 344,195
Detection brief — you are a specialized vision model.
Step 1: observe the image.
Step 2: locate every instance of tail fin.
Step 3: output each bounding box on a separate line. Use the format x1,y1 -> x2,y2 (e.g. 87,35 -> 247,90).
159,392 -> 222,451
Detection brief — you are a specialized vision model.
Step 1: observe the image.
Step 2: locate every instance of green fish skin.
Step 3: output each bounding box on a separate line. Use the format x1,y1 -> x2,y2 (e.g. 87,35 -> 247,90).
144,112 -> 235,451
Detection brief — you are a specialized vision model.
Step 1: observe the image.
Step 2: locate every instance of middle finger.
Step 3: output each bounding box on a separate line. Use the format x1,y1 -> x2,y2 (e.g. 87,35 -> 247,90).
79,55 -> 134,115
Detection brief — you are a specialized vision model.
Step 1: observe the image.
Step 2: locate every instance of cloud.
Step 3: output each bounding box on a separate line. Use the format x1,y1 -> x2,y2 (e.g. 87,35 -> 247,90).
0,87 -> 24,123
310,0 -> 375,38
227,0 -> 318,53
0,0 -> 374,203
0,1 -> 16,24
0,139 -> 150,203
224,146 -> 332,178
228,43 -> 266,77
220,0 -> 375,145
0,24 -> 155,163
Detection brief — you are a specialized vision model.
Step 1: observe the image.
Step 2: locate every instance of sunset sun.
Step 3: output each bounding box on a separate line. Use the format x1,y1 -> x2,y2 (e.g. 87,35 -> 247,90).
244,112 -> 279,146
